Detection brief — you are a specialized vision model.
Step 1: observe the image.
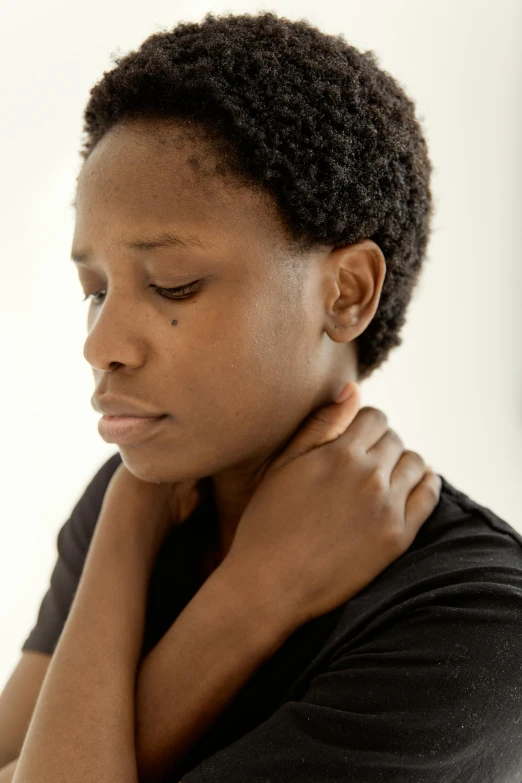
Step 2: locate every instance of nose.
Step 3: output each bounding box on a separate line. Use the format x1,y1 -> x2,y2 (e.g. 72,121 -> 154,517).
83,292 -> 147,372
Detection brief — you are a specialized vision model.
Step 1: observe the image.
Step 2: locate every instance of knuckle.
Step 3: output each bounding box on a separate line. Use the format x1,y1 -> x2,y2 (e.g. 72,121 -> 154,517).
386,429 -> 404,447
402,449 -> 425,468
369,465 -> 388,491
362,406 -> 388,427
331,440 -> 360,465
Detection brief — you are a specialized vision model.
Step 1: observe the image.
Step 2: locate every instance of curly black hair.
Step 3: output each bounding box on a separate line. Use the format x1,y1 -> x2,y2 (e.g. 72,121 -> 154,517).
79,10 -> 434,381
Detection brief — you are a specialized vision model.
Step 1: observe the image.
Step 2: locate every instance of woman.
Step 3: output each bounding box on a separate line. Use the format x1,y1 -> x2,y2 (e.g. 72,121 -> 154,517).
3,11 -> 521,783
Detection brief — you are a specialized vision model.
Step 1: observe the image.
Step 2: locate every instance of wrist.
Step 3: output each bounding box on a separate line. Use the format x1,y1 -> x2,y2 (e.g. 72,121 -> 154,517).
214,556 -> 304,647
96,496 -> 170,571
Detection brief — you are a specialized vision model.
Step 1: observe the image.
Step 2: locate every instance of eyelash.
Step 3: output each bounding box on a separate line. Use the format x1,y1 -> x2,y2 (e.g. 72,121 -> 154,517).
82,280 -> 203,306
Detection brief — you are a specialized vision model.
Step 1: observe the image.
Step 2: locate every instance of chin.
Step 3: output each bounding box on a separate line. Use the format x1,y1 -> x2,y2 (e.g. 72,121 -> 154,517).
118,449 -> 193,485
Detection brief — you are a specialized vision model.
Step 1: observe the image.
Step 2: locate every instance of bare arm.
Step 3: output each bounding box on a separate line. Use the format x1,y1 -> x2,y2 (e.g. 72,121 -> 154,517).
134,559 -> 296,782
2,568 -> 292,783
11,493 -> 154,783
4,561 -> 294,783
9,482 -> 296,783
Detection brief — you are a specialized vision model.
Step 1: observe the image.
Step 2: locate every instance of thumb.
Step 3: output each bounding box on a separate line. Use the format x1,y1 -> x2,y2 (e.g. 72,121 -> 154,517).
270,382 -> 362,471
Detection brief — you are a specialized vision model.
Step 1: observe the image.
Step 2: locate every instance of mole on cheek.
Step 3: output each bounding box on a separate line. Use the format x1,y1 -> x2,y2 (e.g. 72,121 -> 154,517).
171,320 -> 178,326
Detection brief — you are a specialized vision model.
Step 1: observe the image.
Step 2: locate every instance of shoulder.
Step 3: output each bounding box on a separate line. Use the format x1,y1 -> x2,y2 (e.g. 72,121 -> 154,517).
20,452 -> 123,655
399,472 -> 522,577
435,474 -> 522,549
322,473 -> 522,657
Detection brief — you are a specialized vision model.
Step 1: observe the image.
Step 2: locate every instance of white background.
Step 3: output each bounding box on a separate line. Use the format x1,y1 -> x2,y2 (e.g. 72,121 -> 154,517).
0,0 -> 521,690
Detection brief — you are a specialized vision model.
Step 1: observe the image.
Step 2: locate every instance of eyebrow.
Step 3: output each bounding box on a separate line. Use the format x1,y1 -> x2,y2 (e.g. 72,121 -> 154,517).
70,230 -> 212,263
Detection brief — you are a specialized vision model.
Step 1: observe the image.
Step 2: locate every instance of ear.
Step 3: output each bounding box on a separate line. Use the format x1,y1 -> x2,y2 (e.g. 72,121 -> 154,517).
323,240 -> 387,343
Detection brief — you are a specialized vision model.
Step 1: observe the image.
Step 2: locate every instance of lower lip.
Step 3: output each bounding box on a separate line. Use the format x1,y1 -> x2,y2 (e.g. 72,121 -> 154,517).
98,414 -> 168,445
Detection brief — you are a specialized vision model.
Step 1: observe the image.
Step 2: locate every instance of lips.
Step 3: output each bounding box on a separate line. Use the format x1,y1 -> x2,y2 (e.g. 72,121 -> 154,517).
92,393 -> 166,418
98,413 -> 168,445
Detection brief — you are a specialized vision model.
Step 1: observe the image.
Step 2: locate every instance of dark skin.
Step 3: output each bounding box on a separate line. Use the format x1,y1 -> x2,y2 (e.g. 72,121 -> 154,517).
72,116 -> 387,570
11,122 -> 432,782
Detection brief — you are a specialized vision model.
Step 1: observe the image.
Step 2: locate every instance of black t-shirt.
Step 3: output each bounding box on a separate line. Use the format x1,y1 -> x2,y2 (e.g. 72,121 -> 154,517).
21,452 -> 522,782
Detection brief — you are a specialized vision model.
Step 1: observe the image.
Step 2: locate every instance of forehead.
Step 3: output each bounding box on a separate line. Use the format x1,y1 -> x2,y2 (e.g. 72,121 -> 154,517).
73,119 -> 289,257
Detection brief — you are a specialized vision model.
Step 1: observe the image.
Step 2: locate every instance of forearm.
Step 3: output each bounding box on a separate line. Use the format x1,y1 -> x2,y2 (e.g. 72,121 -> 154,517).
9,483 -> 297,783
4,567 -> 293,783
12,508 -> 152,783
135,559 -> 298,783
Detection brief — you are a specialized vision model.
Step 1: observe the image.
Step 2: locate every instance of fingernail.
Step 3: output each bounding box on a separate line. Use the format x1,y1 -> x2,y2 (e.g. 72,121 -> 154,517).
334,382 -> 355,404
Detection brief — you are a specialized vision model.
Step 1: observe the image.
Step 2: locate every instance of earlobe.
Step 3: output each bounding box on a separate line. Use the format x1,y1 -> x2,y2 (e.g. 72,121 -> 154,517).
332,316 -> 358,330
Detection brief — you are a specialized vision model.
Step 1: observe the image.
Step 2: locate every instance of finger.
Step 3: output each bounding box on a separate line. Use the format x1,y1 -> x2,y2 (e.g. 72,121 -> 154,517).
403,469 -> 442,536
328,406 -> 390,457
388,449 -> 427,528
270,382 -> 363,470
367,428 -> 405,478
390,447 -> 426,482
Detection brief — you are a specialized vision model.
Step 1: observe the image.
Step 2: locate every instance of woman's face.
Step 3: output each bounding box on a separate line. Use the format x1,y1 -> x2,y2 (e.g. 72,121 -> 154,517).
71,118 -> 357,486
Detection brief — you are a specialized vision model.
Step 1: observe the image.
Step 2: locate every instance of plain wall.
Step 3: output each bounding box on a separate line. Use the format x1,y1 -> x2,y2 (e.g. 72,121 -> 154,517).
0,0 -> 520,690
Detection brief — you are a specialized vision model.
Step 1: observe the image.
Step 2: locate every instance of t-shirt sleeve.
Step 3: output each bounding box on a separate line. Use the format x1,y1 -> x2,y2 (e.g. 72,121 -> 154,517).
21,451 -> 122,656
181,557 -> 522,783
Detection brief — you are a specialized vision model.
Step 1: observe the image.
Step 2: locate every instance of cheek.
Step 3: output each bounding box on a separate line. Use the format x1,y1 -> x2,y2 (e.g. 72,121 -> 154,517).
185,329 -> 310,455
163,287 -> 315,459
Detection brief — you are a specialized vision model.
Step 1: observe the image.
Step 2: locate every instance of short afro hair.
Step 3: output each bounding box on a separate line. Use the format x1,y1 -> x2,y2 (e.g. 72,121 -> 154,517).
79,10 -> 434,381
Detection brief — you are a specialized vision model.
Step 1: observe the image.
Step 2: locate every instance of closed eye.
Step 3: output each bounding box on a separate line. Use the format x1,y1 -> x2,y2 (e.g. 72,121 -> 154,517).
83,280 -> 204,306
